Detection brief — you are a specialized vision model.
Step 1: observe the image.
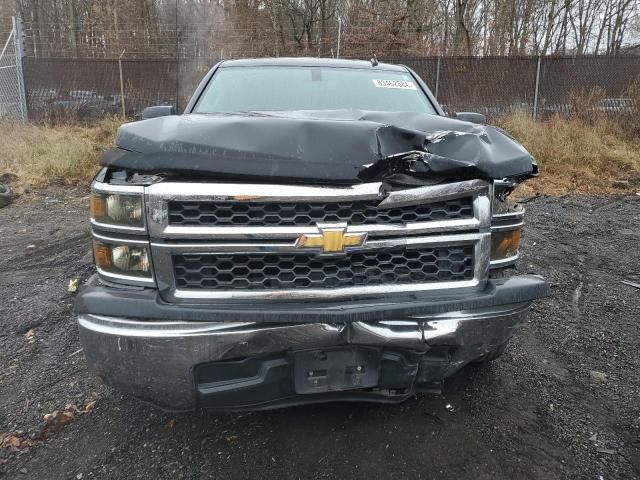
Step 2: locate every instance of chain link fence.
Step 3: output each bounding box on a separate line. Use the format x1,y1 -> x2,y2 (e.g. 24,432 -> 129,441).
3,13 -> 640,124
401,55 -> 640,118
24,58 -> 182,122
19,55 -> 639,123
0,18 -> 28,121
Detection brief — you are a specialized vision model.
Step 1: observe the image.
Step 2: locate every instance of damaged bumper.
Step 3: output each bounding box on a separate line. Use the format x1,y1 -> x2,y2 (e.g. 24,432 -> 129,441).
77,275 -> 547,411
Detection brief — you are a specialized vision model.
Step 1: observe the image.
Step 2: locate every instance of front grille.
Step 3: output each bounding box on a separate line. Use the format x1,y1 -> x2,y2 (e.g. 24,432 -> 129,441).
168,197 -> 474,227
173,246 -> 474,290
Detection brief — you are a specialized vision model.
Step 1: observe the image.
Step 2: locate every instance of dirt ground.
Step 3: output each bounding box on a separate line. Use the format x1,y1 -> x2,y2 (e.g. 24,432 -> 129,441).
0,187 -> 639,480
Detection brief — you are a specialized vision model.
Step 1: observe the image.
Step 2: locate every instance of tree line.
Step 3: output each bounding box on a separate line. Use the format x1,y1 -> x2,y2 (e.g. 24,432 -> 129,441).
5,0 -> 640,58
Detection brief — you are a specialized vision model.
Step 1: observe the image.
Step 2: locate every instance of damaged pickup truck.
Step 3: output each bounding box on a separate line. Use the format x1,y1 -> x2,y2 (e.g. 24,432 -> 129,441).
75,58 -> 549,411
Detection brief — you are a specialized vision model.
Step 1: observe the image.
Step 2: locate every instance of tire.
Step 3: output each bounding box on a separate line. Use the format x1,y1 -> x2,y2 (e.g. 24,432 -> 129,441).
0,183 -> 12,208
473,339 -> 510,363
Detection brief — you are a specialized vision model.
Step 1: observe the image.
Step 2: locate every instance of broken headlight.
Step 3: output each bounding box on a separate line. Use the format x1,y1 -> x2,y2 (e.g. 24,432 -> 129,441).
490,180 -> 524,266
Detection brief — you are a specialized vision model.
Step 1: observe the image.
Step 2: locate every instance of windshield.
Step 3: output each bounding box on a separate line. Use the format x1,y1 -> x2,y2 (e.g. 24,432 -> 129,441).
194,66 -> 436,114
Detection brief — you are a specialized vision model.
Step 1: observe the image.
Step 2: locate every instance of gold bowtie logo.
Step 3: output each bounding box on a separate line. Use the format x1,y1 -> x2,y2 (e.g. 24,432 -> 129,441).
295,228 -> 366,253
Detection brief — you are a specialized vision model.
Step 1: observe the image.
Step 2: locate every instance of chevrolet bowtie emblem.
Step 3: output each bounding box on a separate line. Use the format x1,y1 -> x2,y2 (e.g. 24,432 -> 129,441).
295,228 -> 366,253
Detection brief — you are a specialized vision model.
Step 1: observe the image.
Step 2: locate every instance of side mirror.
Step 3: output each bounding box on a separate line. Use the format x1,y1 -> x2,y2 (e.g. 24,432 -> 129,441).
142,105 -> 176,120
455,112 -> 486,124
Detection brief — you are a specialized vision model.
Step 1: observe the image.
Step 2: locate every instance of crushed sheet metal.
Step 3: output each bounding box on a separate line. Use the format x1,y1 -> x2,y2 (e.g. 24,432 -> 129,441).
77,302 -> 530,410
378,178 -> 488,209
102,110 -> 536,184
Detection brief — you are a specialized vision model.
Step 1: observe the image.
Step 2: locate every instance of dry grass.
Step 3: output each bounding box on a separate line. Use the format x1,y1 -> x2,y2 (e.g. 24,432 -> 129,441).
568,86 -> 606,119
0,113 -> 639,196
496,113 -> 640,196
0,117 -> 121,188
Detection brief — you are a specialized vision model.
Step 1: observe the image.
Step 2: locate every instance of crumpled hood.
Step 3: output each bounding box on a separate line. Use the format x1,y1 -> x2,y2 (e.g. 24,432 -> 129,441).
101,110 -> 536,184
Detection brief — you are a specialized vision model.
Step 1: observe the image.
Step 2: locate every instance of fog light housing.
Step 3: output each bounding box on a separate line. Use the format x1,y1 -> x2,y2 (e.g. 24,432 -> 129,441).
491,229 -> 521,261
93,241 -> 151,279
90,193 -> 144,228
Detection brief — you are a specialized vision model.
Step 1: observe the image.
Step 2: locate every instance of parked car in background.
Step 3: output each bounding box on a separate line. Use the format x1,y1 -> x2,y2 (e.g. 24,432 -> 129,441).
593,97 -> 636,115
28,89 -> 124,121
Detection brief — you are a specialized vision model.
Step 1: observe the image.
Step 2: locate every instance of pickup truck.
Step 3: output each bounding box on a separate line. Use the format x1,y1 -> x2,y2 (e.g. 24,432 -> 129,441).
75,57 -> 549,411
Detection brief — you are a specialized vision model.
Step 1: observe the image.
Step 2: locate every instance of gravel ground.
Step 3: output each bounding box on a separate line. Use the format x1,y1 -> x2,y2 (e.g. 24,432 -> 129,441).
0,188 -> 639,480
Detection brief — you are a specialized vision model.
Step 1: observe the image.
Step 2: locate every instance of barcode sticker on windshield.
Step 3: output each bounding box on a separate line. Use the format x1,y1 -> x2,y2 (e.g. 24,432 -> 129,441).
372,79 -> 417,90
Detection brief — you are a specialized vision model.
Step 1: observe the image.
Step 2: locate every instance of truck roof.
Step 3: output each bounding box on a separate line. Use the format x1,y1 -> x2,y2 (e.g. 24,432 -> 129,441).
218,57 -> 408,72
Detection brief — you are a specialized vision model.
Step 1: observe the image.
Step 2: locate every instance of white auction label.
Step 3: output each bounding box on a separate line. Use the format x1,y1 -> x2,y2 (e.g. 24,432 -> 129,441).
372,79 -> 417,90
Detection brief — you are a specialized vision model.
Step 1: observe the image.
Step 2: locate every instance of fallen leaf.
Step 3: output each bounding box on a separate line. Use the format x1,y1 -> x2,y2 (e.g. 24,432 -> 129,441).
83,400 -> 97,413
0,434 -> 21,448
68,278 -> 80,293
25,329 -> 35,343
2,400 -> 99,458
44,408 -> 76,430
0,433 -> 35,452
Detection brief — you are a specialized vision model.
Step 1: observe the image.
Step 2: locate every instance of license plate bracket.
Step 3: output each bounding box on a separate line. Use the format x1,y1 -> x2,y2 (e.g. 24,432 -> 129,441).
293,347 -> 380,394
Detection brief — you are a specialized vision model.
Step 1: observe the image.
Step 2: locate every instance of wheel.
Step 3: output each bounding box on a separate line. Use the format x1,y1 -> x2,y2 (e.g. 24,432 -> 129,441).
473,339 -> 510,363
0,183 -> 11,208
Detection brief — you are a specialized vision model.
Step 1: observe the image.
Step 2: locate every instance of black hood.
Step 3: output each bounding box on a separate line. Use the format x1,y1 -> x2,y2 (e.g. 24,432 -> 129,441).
101,110 -> 536,184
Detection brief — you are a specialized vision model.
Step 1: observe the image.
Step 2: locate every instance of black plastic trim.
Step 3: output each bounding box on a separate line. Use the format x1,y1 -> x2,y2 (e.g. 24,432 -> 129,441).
194,348 -> 420,411
75,274 -> 549,324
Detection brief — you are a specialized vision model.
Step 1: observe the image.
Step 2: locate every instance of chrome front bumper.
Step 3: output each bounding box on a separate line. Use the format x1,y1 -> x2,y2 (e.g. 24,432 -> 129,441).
78,301 -> 531,411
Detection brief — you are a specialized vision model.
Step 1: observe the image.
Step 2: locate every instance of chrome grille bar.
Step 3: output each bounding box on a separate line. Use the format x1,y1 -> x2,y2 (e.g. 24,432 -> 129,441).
145,180 -> 492,302
151,234 -> 490,302
147,180 -> 490,239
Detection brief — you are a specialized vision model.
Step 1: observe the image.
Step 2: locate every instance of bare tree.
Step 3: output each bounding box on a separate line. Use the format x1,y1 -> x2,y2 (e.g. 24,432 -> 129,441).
10,0 -> 640,58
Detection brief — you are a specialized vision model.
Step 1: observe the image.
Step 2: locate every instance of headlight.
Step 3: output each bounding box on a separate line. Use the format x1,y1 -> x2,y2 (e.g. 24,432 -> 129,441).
490,228 -> 521,261
91,193 -> 144,228
490,182 -> 524,267
93,241 -> 152,279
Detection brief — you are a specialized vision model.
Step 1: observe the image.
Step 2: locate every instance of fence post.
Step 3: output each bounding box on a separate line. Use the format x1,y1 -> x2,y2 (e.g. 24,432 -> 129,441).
336,17 -> 342,59
533,56 -> 541,120
118,49 -> 126,118
12,16 -> 28,122
434,56 -> 441,99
